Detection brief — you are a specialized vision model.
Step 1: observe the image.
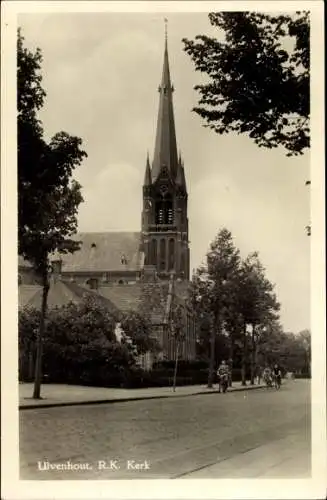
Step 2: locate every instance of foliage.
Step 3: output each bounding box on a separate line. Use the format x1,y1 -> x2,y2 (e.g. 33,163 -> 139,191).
19,297 -> 135,386
18,28 -> 87,275
190,228 -> 283,385
119,310 -> 160,355
257,324 -> 311,374
190,228 -> 242,386
18,28 -> 88,396
238,252 -> 280,327
183,12 -> 310,156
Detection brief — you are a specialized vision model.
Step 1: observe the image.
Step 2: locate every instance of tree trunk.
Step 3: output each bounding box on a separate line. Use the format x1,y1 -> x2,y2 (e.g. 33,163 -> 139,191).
207,328 -> 216,388
28,347 -> 34,380
173,341 -> 180,392
241,324 -> 247,386
33,273 -> 49,399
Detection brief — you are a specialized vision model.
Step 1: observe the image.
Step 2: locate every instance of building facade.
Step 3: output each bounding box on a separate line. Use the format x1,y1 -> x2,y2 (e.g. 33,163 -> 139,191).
19,32 -> 196,365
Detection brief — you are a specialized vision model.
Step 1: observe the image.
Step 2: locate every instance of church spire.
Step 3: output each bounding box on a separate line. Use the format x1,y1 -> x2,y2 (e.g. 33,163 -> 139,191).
143,152 -> 152,186
152,20 -> 178,181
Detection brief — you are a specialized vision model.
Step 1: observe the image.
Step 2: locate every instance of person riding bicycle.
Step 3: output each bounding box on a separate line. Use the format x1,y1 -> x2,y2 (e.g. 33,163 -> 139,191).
263,365 -> 273,386
272,364 -> 282,386
217,360 -> 229,392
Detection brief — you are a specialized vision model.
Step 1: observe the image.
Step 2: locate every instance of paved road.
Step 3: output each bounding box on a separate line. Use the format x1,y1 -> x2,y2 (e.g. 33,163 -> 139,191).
19,380 -> 310,480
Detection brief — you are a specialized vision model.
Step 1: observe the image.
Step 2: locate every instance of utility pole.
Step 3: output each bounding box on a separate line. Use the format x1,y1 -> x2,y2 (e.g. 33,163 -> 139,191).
172,305 -> 183,392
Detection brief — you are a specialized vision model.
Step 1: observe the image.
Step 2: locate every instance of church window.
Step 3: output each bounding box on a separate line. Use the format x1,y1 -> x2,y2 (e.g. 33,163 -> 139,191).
160,239 -> 166,270
168,239 -> 175,270
91,243 -> 96,248
121,254 -> 128,265
150,239 -> 157,265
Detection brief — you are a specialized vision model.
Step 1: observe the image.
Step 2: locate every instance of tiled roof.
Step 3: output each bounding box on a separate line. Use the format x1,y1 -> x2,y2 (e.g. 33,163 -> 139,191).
19,280 -> 119,315
64,281 -> 120,316
19,278 -> 190,326
98,280 -> 170,324
98,285 -> 141,313
19,285 -> 42,308
57,232 -> 142,273
19,281 -> 79,310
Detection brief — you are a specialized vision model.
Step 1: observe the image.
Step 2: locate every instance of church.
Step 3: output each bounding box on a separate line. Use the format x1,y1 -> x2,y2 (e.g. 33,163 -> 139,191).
19,31 -> 196,368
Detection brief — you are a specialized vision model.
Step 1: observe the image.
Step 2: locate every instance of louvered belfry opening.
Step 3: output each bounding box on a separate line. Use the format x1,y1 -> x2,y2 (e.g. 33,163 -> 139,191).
155,194 -> 173,225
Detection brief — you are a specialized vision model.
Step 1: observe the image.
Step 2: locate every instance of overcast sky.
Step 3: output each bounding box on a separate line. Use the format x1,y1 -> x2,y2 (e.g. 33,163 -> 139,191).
18,12 -> 310,333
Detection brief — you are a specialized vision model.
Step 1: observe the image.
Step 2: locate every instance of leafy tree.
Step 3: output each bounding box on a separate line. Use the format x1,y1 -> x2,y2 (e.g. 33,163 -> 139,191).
256,323 -> 310,377
19,298 -> 135,386
119,310 -> 160,356
191,229 -> 241,387
18,29 -> 87,398
183,11 -> 309,156
237,253 -> 280,384
169,303 -> 185,392
18,307 -> 40,380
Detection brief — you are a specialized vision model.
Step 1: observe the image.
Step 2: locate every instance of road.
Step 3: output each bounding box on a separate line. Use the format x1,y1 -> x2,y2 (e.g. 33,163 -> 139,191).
19,380 -> 310,480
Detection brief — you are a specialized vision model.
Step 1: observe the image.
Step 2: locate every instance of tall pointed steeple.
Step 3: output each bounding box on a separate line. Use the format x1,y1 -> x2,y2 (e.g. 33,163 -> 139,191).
141,22 -> 190,281
143,152 -> 152,186
152,22 -> 178,181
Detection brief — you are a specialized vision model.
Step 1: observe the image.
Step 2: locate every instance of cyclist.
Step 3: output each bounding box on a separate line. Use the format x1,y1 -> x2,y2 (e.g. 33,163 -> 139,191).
272,364 -> 282,388
263,365 -> 273,387
217,360 -> 230,393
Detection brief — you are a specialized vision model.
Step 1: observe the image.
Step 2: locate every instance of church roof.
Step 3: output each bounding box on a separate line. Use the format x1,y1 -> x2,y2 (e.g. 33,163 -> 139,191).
19,277 -> 191,328
57,232 -> 142,273
18,280 -> 119,315
152,35 -> 178,182
19,281 -> 77,310
98,281 -> 170,325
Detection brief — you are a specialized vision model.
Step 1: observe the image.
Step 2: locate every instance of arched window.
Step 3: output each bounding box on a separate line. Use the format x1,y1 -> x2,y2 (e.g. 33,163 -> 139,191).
160,239 -> 166,271
168,239 -> 175,270
150,239 -> 157,266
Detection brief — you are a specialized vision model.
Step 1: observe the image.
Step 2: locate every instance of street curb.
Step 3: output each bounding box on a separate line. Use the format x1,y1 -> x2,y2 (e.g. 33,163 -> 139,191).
19,384 -> 265,410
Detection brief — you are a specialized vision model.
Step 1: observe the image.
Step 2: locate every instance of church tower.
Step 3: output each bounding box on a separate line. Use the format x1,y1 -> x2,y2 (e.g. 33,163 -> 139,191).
141,26 -> 189,280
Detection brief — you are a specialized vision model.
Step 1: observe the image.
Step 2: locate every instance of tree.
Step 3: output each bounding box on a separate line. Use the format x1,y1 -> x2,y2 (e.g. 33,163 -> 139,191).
191,229 -> 241,388
183,12 -> 309,156
19,298 -> 135,387
119,310 -> 160,356
18,29 -> 87,398
237,252 -> 280,385
170,304 -> 185,392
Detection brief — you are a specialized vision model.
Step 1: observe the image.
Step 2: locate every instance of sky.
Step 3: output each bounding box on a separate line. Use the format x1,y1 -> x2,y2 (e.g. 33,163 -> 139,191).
18,12 -> 310,333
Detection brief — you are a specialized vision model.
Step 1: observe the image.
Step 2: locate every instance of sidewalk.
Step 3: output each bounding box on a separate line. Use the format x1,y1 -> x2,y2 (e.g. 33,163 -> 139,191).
182,431 -> 311,478
19,380 -> 265,410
